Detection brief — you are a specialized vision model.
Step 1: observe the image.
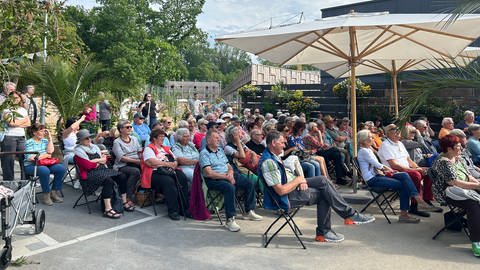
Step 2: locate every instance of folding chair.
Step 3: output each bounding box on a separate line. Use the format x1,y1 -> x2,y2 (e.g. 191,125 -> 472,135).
428,169 -> 470,240
259,176 -> 306,249
201,173 -> 225,225
72,177 -> 102,214
353,158 -> 397,224
432,204 -> 470,240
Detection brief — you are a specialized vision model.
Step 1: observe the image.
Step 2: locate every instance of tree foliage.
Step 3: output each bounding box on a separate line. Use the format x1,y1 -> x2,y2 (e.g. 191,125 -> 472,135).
0,0 -> 83,79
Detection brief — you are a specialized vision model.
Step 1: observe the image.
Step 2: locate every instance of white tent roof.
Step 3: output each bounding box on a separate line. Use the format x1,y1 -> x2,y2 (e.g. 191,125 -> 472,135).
315,47 -> 480,78
217,12 -> 480,66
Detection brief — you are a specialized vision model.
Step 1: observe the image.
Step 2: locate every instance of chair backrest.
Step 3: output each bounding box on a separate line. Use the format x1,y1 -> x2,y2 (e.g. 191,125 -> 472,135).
352,157 -> 365,183
258,175 -> 289,211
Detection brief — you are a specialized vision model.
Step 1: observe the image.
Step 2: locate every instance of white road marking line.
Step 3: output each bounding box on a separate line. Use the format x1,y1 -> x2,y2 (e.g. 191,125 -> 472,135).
14,216 -> 159,259
35,232 -> 59,246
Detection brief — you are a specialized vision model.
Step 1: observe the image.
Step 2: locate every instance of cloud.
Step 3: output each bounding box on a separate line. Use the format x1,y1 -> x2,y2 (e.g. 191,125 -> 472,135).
197,0 -> 365,38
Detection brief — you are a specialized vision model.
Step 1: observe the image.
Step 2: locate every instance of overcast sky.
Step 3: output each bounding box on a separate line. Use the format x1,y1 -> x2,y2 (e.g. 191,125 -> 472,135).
67,0 -> 366,39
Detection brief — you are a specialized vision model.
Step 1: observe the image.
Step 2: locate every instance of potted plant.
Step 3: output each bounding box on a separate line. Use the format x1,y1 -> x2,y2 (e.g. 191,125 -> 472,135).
332,78 -> 371,99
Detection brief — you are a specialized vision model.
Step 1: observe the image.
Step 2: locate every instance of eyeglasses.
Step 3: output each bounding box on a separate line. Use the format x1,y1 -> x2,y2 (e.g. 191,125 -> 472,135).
123,126 -> 133,129
167,122 -> 172,124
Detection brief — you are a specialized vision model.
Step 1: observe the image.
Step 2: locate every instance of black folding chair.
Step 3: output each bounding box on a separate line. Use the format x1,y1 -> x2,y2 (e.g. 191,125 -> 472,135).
259,176 -> 306,249
432,204 -> 470,240
353,158 -> 397,224
428,169 -> 470,240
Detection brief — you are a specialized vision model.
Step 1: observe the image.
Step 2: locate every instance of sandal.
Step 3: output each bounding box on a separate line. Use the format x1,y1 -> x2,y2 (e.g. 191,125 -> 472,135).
104,209 -> 121,219
123,201 -> 135,212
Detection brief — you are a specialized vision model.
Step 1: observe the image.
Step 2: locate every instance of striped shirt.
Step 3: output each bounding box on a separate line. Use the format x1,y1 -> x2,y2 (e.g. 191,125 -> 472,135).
24,138 -> 48,166
261,152 -> 295,187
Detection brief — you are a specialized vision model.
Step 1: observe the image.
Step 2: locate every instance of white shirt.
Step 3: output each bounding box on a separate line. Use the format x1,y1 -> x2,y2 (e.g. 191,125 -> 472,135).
3,107 -> 28,137
63,132 -> 77,153
378,138 -> 410,168
357,147 -> 384,181
193,99 -> 201,116
143,146 -> 174,162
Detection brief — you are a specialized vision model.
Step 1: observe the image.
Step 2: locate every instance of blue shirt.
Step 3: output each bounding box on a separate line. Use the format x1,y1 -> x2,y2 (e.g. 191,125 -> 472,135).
467,137 -> 480,164
133,123 -> 151,143
24,138 -> 48,166
199,146 -> 229,174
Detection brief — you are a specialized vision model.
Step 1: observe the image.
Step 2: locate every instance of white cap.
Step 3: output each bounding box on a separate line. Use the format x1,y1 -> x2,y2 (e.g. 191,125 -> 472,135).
221,113 -> 233,119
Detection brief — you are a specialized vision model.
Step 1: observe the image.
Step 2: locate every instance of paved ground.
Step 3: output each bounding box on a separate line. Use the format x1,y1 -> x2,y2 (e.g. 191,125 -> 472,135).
5,183 -> 478,270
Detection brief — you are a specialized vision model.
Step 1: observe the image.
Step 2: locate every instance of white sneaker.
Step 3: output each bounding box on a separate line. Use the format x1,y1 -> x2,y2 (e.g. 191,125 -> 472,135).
244,210 -> 263,221
226,217 -> 241,232
73,180 -> 81,190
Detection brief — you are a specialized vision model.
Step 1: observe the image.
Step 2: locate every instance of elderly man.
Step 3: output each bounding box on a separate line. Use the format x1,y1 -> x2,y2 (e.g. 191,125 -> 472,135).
246,128 -> 265,155
200,129 -> 262,232
450,129 -> 480,179
0,81 -> 16,105
378,124 -> 442,217
413,119 -> 438,156
132,113 -> 151,145
438,117 -> 454,139
22,85 -> 38,123
467,124 -> 480,166
259,131 -> 374,243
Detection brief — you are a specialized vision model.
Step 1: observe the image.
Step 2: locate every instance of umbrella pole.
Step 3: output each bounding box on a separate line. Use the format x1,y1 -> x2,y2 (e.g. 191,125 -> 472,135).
392,60 -> 399,118
349,26 -> 357,157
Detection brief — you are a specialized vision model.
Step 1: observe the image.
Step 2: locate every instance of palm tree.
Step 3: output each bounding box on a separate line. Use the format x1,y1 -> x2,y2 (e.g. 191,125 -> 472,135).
20,56 -> 123,131
399,58 -> 480,122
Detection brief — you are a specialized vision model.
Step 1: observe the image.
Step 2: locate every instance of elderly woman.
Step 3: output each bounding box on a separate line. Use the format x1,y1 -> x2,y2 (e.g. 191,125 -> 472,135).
286,121 -> 322,178
193,119 -> 208,150
357,129 -> 434,223
112,120 -> 141,209
24,124 -> 66,205
74,129 -> 129,219
141,128 -> 189,220
467,124 -> 480,166
456,110 -> 475,133
438,117 -> 454,139
431,134 -> 480,257
187,117 -> 197,141
1,91 -> 31,181
401,125 -> 432,167
169,120 -> 188,146
171,128 -> 199,182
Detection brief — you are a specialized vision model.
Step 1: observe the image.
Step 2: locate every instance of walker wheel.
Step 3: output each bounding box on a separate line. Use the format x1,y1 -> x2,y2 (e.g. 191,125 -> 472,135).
0,246 -> 12,270
34,209 -> 46,234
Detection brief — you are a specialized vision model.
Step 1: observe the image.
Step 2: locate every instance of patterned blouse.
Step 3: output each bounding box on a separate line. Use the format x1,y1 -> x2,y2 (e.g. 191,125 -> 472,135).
430,157 -> 457,205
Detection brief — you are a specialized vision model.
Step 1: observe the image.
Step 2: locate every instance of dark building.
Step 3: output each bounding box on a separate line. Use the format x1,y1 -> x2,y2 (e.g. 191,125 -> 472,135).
320,0 -> 480,83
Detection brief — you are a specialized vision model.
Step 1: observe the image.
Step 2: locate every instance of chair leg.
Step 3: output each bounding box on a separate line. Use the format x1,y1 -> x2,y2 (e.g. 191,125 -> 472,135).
84,193 -> 92,214
150,189 -> 157,216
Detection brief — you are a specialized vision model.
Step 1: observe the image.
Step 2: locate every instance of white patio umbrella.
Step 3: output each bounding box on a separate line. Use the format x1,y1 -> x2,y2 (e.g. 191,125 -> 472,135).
216,11 -> 480,156
315,47 -> 480,117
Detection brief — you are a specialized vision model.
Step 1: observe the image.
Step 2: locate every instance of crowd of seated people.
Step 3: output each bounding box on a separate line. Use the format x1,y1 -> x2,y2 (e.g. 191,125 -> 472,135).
3,81 -> 480,255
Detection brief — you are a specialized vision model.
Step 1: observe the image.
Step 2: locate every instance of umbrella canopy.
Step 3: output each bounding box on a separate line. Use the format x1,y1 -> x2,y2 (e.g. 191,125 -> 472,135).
216,11 -> 480,156
316,47 -> 480,116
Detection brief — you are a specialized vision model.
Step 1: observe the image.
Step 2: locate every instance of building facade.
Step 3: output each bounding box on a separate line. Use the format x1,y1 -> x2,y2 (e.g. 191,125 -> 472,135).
164,81 -> 221,104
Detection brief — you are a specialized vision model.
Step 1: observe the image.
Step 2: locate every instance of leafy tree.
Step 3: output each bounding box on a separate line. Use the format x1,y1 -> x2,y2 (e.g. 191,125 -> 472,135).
0,0 -> 83,79
19,56 -> 125,130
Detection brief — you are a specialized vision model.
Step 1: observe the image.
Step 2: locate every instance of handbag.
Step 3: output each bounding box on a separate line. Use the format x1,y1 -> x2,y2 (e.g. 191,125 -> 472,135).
37,157 -> 60,166
134,182 -> 152,207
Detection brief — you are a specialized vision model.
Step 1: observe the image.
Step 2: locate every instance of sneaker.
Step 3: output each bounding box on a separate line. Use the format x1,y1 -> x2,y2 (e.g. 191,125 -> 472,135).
226,217 -> 241,232
398,215 -> 421,223
417,201 -> 442,213
344,212 -> 375,225
315,230 -> 345,243
243,210 -> 263,221
473,242 -> 480,257
50,190 -> 64,203
40,193 -> 53,206
73,180 -> 81,189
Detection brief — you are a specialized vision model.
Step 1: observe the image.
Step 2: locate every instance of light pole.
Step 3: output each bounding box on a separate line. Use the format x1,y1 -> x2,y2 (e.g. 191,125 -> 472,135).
39,0 -> 52,125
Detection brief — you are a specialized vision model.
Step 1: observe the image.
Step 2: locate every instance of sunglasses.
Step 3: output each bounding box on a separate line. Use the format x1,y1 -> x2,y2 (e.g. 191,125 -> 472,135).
123,126 -> 133,129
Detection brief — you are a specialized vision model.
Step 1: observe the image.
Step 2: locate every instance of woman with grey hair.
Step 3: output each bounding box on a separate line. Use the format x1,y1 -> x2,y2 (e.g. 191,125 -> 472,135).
456,110 -> 476,133
439,117 -> 454,139
169,120 -> 189,145
171,128 -> 199,181
112,120 -> 141,209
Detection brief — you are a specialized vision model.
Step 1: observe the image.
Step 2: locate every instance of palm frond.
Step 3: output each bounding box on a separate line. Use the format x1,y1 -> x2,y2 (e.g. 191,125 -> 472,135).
399,57 -> 480,125
437,0 -> 480,27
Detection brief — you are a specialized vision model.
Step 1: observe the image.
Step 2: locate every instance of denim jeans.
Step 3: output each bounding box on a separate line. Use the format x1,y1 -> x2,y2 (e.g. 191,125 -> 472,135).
301,159 -> 321,178
1,135 -> 26,181
25,164 -> 66,193
366,172 -> 419,211
205,171 -> 256,219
